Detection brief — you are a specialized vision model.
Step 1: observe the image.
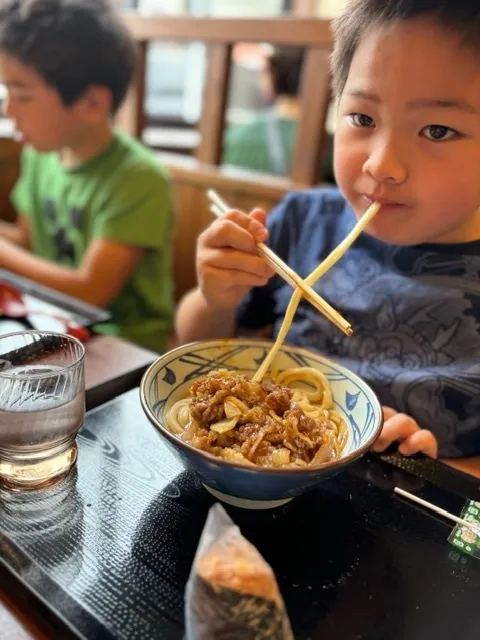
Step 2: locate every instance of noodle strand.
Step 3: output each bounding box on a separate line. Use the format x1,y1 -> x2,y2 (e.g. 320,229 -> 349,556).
253,202 -> 381,382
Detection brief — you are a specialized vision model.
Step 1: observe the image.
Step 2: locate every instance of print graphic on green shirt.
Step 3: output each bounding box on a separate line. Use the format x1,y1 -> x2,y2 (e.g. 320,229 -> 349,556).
11,130 -> 174,353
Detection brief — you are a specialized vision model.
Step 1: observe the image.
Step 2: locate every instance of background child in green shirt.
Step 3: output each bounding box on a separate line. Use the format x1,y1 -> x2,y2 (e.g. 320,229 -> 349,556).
0,0 -> 174,353
222,46 -> 334,182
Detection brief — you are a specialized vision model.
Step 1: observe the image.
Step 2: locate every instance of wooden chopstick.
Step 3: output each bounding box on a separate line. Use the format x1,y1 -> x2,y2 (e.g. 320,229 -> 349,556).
210,203 -> 350,333
394,487 -> 480,537
303,200 -> 381,286
207,192 -> 352,336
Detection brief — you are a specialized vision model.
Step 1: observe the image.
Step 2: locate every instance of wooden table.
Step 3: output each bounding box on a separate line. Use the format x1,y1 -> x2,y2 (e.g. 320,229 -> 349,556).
84,334 -> 158,410
0,592 -> 48,640
442,456 -> 480,480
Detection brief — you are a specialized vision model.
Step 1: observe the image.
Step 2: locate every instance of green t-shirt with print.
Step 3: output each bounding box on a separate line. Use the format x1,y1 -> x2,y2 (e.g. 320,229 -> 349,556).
11,130 -> 174,353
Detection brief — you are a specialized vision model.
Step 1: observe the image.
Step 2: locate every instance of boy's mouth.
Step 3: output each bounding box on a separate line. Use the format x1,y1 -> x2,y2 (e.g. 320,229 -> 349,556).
362,195 -> 407,210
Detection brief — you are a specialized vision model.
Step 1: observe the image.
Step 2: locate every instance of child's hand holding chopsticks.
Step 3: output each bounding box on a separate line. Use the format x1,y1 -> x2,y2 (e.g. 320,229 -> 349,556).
196,208 -> 274,310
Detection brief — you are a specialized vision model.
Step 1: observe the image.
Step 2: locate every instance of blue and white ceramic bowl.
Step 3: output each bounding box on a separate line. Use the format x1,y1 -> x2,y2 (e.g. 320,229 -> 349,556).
140,339 -> 383,509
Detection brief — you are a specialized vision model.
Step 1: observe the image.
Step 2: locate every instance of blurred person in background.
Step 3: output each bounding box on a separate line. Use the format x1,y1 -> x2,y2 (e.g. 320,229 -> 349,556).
223,45 -> 334,181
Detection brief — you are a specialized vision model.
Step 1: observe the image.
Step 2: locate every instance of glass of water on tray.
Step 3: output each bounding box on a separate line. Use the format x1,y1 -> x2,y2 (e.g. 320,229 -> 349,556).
0,331 -> 85,490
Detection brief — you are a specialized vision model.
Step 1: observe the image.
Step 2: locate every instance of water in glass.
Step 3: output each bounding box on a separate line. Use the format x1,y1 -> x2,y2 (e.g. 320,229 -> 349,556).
0,332 -> 85,490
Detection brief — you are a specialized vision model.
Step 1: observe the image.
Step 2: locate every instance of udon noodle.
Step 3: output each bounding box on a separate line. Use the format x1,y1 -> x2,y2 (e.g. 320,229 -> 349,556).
166,367 -> 348,468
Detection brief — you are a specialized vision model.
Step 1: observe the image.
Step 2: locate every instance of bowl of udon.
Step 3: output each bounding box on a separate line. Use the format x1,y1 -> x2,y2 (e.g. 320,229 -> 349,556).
140,339 -> 383,509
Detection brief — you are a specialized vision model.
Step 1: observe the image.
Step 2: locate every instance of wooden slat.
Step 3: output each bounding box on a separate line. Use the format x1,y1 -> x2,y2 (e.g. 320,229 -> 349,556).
123,15 -> 333,47
170,182 -> 209,301
0,590 -> 53,640
161,153 -> 304,200
291,47 -> 332,185
115,41 -> 147,138
196,43 -> 232,165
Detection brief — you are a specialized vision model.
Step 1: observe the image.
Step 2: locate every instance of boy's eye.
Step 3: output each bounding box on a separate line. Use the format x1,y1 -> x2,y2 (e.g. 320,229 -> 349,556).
349,113 -> 375,128
8,93 -> 33,104
421,125 -> 459,141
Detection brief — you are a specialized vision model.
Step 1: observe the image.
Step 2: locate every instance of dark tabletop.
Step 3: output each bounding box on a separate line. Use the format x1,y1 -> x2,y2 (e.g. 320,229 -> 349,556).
1,389 -> 480,640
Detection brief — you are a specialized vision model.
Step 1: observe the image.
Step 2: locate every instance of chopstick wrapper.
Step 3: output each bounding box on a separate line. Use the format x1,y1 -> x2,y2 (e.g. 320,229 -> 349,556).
448,500 -> 480,559
185,503 -> 293,639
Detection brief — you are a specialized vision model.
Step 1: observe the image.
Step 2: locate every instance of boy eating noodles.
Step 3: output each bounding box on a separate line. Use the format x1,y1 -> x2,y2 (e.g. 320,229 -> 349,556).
0,0 -> 174,352
176,0 -> 480,459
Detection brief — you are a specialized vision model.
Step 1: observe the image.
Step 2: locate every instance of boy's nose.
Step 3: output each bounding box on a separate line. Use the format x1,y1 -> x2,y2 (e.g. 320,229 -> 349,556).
363,141 -> 408,185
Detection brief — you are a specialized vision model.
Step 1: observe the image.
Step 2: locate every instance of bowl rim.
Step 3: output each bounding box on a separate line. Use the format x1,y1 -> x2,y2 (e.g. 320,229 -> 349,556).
139,338 -> 384,475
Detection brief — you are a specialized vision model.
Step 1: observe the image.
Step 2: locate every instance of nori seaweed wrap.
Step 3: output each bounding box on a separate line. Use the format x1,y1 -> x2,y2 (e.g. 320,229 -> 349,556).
185,503 -> 293,639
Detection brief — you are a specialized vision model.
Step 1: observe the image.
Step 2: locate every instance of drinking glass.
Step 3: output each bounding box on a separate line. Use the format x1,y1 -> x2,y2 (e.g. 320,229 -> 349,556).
0,331 -> 85,490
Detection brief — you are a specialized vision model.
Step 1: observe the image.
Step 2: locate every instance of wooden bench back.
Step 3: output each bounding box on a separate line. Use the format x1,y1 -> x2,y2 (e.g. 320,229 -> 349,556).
119,16 -> 334,299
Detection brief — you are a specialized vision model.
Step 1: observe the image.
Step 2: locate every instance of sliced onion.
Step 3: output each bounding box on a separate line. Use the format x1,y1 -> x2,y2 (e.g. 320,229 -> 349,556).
310,444 -> 334,465
224,396 -> 249,419
181,419 -> 199,442
270,448 -> 291,467
210,416 -> 239,434
221,449 -> 253,465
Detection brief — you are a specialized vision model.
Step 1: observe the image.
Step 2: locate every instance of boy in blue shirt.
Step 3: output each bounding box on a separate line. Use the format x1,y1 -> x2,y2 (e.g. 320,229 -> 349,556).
176,0 -> 480,459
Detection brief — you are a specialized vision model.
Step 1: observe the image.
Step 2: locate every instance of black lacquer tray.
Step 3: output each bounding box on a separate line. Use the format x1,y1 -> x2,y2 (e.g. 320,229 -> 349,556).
1,389 -> 479,640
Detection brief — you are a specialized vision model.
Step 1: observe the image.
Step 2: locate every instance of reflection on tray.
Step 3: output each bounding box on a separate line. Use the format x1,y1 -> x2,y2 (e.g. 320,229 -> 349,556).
0,270 -> 110,339
0,311 -> 71,334
0,269 -> 110,329
0,319 -> 29,335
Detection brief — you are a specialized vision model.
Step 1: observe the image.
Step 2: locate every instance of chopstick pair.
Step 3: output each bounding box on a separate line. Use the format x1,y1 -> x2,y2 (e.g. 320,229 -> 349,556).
394,487 -> 480,538
207,189 -> 353,337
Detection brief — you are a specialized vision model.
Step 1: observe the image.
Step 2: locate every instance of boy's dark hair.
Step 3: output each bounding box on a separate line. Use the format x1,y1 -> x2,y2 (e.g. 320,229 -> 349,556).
331,0 -> 480,97
268,46 -> 305,97
0,0 -> 136,113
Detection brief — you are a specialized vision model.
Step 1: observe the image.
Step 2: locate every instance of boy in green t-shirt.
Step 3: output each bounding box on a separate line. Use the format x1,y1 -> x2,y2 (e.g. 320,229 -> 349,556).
0,0 -> 174,353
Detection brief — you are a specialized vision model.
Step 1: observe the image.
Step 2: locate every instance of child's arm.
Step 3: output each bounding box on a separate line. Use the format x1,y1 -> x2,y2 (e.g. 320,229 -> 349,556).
0,216 -> 30,248
372,407 -> 438,458
0,236 -> 144,307
175,288 -> 238,343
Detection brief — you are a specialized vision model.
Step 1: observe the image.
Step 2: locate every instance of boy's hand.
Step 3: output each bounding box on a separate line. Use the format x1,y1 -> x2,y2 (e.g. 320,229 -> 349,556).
197,208 -> 275,310
372,407 -> 438,459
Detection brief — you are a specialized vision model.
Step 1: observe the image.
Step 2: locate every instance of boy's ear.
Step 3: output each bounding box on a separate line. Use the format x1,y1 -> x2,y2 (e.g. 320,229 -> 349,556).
78,85 -> 113,120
